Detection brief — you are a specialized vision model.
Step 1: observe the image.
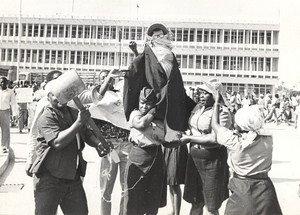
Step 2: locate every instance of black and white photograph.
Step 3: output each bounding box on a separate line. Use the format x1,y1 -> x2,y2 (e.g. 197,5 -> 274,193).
0,0 -> 300,214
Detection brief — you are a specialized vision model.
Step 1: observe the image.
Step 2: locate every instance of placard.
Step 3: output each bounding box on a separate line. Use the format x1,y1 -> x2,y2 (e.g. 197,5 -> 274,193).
15,88 -> 34,103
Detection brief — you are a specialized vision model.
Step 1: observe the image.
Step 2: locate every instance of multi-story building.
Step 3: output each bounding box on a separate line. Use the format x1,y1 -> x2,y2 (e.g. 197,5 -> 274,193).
0,15 -> 279,95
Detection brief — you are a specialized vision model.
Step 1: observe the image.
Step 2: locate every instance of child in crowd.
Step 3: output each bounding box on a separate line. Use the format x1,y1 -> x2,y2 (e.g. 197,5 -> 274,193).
211,92 -> 282,215
123,87 -> 166,215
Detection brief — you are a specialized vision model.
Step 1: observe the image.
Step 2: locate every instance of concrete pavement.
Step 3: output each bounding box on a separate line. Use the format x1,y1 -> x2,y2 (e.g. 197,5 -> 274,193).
1,123 -> 300,214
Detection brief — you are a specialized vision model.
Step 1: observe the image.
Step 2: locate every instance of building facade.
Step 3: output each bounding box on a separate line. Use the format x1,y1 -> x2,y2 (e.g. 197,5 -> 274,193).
0,15 -> 279,95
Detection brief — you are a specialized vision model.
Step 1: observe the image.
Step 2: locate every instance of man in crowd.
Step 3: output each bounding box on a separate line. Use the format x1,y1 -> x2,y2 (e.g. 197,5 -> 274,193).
0,77 -> 17,153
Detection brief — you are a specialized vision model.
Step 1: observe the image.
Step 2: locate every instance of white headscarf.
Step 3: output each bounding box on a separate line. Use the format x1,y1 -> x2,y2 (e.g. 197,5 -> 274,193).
235,105 -> 264,132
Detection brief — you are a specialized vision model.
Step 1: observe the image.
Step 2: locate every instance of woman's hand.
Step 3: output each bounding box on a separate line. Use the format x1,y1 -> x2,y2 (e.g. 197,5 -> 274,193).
178,133 -> 191,144
108,69 -> 128,78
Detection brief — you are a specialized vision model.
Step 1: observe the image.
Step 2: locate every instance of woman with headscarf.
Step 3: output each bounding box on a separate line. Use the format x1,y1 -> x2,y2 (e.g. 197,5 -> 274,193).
178,79 -> 232,215
211,94 -> 282,215
122,87 -> 167,215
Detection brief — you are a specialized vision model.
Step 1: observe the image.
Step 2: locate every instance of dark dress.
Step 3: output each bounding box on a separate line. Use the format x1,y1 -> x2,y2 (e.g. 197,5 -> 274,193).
163,145 -> 188,185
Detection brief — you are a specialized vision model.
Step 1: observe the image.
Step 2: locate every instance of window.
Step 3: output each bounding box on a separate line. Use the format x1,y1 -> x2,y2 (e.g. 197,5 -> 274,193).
137,27 -> 143,40
45,50 -> 50,63
104,26 -> 109,39
22,24 -> 26,36
265,58 -> 271,71
9,24 -> 14,36
182,55 -> 187,68
59,25 -> 64,37
252,31 -> 258,44
244,30 -> 251,44
231,30 -> 237,43
40,24 -> 45,37
121,53 -> 128,66
259,31 -> 264,44
223,56 -> 229,70
258,57 -> 264,71
217,30 -> 221,42
238,31 -> 243,43
196,29 -> 202,42
237,57 -> 243,70
71,26 -> 77,38
224,30 -> 230,43
26,50 -> 30,62
203,29 -> 209,42
96,52 -> 101,65
84,26 -> 90,39
51,50 -> 56,64
216,56 -> 222,69
109,52 -> 115,66
189,29 -> 195,42
251,57 -> 257,71
78,26 -> 83,38
38,50 -> 43,63
188,55 -> 194,68
32,50 -> 37,63
63,51 -> 69,64
53,25 -> 58,37
130,27 -> 136,40
203,56 -> 208,69
183,29 -> 189,42
7,49 -> 12,62
97,26 -> 103,39
266,31 -> 271,45
230,56 -> 236,70
76,51 -> 82,64
3,23 -> 8,36
210,29 -> 216,43
209,56 -> 215,69
196,55 -> 201,69
102,52 -> 108,65
15,24 -> 18,36
244,57 -> 250,71
46,25 -> 52,37
124,27 -> 130,40
70,51 -> 75,64
91,26 -> 97,39
110,26 -> 116,39
13,49 -> 18,62
57,51 -> 62,64
20,49 -> 25,62
272,58 -> 278,71
89,51 -> 95,65
83,51 -> 88,64
33,24 -> 39,37
177,29 -> 182,42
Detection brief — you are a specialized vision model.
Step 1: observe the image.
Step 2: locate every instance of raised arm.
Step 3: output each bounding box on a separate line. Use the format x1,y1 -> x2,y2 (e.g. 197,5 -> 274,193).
211,92 -> 223,135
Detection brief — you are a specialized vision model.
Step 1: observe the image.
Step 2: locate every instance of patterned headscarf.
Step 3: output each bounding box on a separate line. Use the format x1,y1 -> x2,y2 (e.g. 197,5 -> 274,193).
235,105 -> 264,132
139,87 -> 156,103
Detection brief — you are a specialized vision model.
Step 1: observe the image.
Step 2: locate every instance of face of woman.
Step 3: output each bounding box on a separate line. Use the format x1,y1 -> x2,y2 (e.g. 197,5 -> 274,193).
139,100 -> 154,115
198,89 -> 215,107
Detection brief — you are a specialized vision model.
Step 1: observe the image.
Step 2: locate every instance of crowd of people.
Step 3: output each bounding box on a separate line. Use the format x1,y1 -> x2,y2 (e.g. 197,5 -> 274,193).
187,86 -> 300,126
1,22 -> 298,215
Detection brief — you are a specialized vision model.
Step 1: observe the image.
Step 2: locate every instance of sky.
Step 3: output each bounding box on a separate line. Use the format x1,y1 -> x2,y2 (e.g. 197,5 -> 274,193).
1,0 -> 300,87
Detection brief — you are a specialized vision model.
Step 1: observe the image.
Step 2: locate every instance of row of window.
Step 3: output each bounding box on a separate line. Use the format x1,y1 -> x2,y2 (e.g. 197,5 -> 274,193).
184,82 -> 272,96
176,54 -> 279,71
0,48 -> 279,72
0,22 -> 279,45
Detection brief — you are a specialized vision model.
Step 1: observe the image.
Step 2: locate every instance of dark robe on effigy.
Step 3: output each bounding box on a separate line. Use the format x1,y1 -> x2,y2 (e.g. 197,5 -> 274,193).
123,44 -> 195,132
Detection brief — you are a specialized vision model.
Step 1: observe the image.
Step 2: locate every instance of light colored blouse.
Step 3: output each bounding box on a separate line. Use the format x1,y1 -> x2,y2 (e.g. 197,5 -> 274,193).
217,127 -> 273,176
